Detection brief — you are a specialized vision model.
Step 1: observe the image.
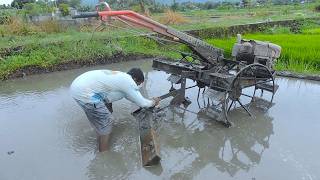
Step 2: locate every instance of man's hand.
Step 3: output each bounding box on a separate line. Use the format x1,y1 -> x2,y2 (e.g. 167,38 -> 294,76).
152,97 -> 161,107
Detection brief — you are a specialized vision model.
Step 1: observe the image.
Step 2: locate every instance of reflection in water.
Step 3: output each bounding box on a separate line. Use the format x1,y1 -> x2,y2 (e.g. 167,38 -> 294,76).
83,102 -> 273,179
64,70 -> 275,179
84,122 -> 143,180
87,151 -> 130,180
155,104 -> 274,178
1,60 -> 320,180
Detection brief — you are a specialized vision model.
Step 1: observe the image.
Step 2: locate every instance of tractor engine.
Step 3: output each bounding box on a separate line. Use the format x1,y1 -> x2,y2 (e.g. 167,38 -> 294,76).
232,34 -> 281,70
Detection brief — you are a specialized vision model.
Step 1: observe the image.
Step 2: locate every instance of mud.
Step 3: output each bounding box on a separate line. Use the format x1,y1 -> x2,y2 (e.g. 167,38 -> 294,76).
0,59 -> 319,180
277,71 -> 320,81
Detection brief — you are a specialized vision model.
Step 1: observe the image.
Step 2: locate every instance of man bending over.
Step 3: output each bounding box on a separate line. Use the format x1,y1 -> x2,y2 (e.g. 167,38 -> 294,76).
70,68 -> 160,152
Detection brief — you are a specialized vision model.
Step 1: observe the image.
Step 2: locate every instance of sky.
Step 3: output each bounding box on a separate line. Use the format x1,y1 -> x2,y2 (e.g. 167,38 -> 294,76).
0,0 -> 12,5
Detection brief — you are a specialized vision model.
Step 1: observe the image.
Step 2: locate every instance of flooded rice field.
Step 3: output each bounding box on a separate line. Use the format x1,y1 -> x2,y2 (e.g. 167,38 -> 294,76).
1,59 -> 320,180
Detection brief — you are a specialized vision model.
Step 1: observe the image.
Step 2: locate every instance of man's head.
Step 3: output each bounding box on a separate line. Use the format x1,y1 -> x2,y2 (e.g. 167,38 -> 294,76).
127,68 -> 144,85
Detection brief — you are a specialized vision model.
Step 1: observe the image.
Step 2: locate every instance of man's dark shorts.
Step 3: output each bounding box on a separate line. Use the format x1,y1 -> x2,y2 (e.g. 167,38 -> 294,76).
75,100 -> 113,135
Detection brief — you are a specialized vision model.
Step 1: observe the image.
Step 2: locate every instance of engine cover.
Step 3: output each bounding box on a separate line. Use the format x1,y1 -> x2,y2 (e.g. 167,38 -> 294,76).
232,34 -> 281,69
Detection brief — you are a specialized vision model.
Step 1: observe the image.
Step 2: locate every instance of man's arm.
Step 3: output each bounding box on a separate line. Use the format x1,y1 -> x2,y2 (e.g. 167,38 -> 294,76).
124,87 -> 155,108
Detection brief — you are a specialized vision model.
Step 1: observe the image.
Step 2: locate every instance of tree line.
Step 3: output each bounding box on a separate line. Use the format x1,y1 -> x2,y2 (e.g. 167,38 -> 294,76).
1,0 -> 318,14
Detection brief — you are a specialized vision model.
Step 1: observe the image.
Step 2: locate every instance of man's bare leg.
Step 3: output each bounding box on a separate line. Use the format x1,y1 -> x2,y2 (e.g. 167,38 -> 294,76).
98,134 -> 111,152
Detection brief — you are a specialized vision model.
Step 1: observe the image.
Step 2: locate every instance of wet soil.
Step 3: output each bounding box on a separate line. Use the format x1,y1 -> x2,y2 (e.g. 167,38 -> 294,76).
0,59 -> 319,180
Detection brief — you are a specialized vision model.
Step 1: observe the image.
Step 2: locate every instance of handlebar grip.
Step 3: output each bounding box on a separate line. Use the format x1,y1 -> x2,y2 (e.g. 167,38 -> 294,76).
72,12 -> 99,19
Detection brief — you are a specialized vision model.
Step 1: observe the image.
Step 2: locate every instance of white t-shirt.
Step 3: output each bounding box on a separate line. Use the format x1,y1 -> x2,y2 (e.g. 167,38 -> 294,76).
70,70 -> 154,108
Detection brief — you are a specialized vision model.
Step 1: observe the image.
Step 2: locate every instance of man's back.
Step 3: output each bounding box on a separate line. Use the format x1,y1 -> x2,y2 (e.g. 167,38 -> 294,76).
70,70 -> 153,108
70,68 -> 158,152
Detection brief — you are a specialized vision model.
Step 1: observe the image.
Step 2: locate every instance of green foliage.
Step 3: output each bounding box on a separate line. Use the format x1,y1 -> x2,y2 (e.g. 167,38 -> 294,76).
0,26 -> 5,37
149,3 -> 166,13
56,0 -> 68,5
23,3 -> 43,16
315,4 -> 320,12
241,0 -> 252,8
263,26 -> 292,34
282,7 -> 290,15
1,2 -> 320,79
272,0 -> 292,5
4,17 -> 37,36
302,28 -> 320,34
207,33 -> 320,74
11,0 -> 35,9
39,20 -> 64,33
0,36 -> 179,80
171,0 -> 179,11
0,10 -> 13,24
216,3 -> 235,10
202,2 -> 219,10
78,5 -> 93,12
130,4 -> 143,13
0,4 -> 12,9
69,0 -> 81,8
59,3 -> 70,17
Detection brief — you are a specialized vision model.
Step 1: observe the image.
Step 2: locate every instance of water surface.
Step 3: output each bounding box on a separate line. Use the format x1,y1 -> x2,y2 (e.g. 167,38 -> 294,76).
0,59 -> 319,180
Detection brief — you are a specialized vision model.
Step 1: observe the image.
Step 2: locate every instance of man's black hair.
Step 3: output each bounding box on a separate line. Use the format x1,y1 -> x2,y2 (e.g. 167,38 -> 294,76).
127,68 -> 144,83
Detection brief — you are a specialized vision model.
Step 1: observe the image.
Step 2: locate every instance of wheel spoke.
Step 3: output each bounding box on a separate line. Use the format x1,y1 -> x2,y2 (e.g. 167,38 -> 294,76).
227,100 -> 234,113
237,100 -> 252,117
241,93 -> 254,98
227,63 -> 276,120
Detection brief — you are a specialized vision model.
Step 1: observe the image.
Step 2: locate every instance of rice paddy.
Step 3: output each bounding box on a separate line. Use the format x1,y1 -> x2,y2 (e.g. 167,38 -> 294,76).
207,30 -> 320,74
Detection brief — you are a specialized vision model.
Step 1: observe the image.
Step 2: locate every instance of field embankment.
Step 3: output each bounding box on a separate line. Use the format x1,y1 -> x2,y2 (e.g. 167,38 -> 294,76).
1,16 -> 320,80
0,37 -> 181,80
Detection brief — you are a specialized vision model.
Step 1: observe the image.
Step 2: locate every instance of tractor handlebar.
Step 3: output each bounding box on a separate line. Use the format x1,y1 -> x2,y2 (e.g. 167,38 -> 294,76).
72,12 -> 99,19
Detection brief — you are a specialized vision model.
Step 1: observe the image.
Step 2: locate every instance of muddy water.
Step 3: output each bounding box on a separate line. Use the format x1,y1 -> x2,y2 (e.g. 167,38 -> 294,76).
0,59 -> 320,180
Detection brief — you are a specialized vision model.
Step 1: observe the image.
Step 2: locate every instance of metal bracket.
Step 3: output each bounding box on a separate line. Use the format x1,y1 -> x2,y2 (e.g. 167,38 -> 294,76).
132,108 -> 161,167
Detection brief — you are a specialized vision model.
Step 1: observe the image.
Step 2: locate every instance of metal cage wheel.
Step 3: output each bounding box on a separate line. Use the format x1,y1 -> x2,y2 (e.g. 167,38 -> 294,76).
226,63 -> 276,117
200,89 -> 233,128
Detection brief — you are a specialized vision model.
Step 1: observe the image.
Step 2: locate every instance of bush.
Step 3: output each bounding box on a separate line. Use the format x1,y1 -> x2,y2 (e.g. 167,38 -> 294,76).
23,3 -> 43,16
202,2 -> 219,10
171,2 -> 179,11
149,4 -> 166,13
217,4 -> 234,10
39,20 -> 63,33
6,17 -> 37,35
59,3 -> 70,16
159,10 -> 188,25
263,26 -> 292,34
0,26 -> 5,37
315,4 -> 320,12
0,10 -> 13,25
130,5 -> 141,13
78,5 -> 92,12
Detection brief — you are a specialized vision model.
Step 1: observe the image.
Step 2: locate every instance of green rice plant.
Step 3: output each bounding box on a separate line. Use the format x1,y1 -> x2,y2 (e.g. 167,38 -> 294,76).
206,33 -> 320,74
302,28 -> 320,34
282,7 -> 290,15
